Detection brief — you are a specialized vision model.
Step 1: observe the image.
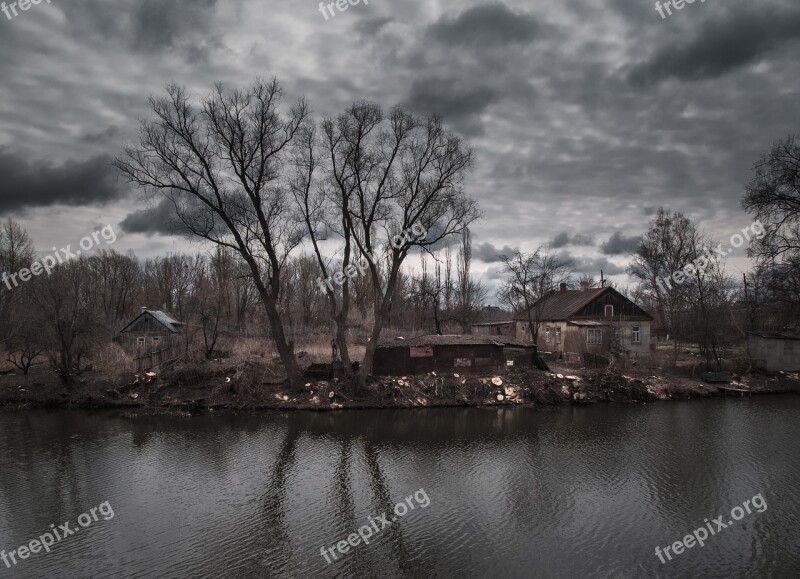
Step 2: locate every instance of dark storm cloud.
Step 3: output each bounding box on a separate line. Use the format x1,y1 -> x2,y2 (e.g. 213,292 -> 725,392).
550,232 -> 594,248
427,2 -> 540,47
629,5 -> 800,86
60,0 -> 222,60
119,197 -> 186,237
473,242 -> 517,263
0,148 -> 122,213
600,232 -> 641,256
81,126 -> 121,145
402,77 -> 497,126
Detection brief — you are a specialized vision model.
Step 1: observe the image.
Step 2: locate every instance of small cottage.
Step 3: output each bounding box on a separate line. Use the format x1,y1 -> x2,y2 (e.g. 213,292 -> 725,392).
119,308 -> 185,371
373,334 -> 537,376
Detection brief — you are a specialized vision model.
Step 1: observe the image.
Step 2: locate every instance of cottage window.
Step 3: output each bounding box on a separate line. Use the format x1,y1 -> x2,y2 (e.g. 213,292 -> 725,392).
152,336 -> 161,345
136,337 -> 146,345
587,328 -> 602,344
555,327 -> 561,344
545,327 -> 551,343
631,326 -> 641,344
605,305 -> 614,317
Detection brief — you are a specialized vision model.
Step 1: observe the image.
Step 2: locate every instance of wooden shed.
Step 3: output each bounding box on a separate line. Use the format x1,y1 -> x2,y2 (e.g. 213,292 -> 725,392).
747,331 -> 800,372
373,335 -> 537,376
119,308 -> 186,372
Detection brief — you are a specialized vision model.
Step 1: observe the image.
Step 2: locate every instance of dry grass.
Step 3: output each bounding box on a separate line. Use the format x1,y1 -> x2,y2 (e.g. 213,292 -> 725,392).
91,342 -> 132,370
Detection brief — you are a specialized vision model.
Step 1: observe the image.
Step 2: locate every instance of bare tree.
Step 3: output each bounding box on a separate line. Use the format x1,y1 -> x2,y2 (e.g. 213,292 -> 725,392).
115,78 -> 309,389
0,218 -> 35,344
293,102 -> 478,380
498,247 -> 571,344
28,260 -> 101,386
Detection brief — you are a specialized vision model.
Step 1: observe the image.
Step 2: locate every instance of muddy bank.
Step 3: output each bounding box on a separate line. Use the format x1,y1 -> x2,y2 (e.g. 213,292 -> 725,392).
1,360 -> 799,414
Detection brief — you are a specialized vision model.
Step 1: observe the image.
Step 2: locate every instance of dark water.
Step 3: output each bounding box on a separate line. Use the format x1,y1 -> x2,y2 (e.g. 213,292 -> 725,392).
1,398 -> 799,578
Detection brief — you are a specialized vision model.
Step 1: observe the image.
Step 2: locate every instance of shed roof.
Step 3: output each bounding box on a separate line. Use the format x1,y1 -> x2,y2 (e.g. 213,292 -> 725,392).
120,309 -> 184,334
377,334 -> 530,348
747,331 -> 800,341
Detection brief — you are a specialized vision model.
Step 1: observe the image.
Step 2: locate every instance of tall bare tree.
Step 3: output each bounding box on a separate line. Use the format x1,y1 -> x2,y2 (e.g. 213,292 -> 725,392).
293,102 -> 478,379
116,79 -> 309,388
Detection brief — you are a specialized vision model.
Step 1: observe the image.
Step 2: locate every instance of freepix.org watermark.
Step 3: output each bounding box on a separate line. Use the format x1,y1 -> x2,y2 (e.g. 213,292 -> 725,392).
316,223 -> 427,294
1,501 -> 114,570
1,224 -> 117,290
654,0 -> 709,20
320,488 -> 430,564
1,0 -> 53,22
654,493 -> 767,564
655,220 -> 764,294
318,0 -> 368,20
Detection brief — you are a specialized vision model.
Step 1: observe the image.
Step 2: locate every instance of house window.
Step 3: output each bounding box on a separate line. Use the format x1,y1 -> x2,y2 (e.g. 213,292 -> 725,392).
136,337 -> 146,345
587,328 -> 602,344
555,327 -> 561,344
545,327 -> 551,343
605,305 -> 614,317
631,326 -> 641,344
152,336 -> 161,345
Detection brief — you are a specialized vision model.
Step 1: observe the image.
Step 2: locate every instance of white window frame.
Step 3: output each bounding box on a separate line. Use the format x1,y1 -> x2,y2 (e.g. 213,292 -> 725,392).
136,337 -> 146,345
587,328 -> 602,345
544,327 -> 551,343
631,326 -> 641,344
605,305 -> 614,317
555,327 -> 561,344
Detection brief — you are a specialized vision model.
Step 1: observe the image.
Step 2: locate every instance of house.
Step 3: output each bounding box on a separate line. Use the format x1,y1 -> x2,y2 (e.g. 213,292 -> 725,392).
747,331 -> 800,372
119,308 -> 186,372
471,320 -> 516,337
515,282 -> 653,356
373,334 -> 537,376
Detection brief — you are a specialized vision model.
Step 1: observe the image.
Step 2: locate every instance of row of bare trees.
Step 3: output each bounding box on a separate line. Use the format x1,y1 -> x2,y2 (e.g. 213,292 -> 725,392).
114,78 -> 481,388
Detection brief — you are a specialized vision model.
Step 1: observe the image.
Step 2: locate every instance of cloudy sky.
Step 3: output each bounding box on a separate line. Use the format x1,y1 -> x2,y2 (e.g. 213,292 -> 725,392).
1,0 -> 799,297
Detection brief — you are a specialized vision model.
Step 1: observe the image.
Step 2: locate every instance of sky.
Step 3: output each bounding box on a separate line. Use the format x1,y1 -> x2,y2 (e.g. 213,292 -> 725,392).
1,0 -> 799,298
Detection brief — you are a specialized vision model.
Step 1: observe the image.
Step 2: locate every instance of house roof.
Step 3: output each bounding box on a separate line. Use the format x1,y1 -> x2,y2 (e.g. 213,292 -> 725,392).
377,334 -> 530,348
514,287 -> 652,321
514,288 -> 608,321
470,321 -> 516,327
747,331 -> 800,341
120,309 -> 184,334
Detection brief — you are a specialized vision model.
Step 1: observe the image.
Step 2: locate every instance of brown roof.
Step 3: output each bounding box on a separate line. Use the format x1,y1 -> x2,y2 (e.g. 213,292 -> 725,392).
514,288 -> 609,321
377,334 -> 530,348
514,287 -> 651,321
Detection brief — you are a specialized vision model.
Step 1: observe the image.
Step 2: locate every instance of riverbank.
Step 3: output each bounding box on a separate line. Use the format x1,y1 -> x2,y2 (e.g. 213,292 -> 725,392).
1,359 -> 799,413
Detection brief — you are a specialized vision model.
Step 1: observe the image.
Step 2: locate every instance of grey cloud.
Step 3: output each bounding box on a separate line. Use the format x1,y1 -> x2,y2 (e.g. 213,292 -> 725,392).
0,148 -> 122,213
120,197 -> 185,237
629,5 -> 800,86
427,2 -> 540,48
473,242 -> 517,263
601,232 -> 641,256
551,231 -> 594,248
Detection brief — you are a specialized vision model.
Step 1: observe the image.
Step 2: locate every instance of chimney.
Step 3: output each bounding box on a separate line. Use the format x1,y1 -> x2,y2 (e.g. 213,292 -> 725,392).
141,306 -> 148,313
560,282 -> 567,292
580,281 -> 589,293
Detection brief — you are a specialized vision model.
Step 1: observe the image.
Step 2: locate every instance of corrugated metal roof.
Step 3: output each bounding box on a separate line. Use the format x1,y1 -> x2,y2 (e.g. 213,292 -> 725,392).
377,334 -> 531,348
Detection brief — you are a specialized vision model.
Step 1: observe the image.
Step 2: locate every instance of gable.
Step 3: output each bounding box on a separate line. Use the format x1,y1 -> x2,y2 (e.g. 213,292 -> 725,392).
573,288 -> 652,320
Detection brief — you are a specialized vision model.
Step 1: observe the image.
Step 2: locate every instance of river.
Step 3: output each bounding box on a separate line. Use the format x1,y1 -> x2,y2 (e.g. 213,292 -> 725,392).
1,398 -> 798,578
